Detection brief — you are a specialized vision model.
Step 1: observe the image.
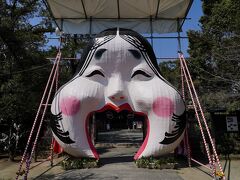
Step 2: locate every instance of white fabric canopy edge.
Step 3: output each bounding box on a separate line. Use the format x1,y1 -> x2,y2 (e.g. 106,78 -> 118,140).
45,0 -> 193,35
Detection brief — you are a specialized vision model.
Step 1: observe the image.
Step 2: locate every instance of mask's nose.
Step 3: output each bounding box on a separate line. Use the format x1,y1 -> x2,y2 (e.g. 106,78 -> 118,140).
106,74 -> 127,102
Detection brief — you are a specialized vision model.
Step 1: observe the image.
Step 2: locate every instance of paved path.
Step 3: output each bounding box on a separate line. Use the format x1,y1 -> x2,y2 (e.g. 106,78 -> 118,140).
38,157 -> 183,180
1,130 -> 240,179
96,129 -> 143,145
34,130 -> 194,180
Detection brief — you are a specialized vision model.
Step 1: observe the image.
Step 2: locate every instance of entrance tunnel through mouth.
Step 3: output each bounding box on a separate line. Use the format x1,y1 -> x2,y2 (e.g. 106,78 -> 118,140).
87,109 -> 147,158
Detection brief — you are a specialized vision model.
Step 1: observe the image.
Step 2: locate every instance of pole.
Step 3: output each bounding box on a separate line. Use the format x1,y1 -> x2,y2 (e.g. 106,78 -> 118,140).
16,52 -> 61,180
179,53 -> 225,179
179,54 -> 214,175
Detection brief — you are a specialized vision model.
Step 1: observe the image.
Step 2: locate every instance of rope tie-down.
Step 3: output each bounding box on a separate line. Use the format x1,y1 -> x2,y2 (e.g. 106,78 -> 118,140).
180,60 -> 192,167
16,50 -> 62,180
178,52 -> 225,180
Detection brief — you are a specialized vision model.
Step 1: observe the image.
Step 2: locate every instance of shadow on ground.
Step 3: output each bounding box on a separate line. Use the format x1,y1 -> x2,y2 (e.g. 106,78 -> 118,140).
99,155 -> 133,166
96,146 -> 116,155
37,172 -> 120,180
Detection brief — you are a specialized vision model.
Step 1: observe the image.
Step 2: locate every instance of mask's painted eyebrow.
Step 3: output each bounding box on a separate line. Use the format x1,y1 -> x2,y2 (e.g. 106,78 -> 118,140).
95,48 -> 107,60
128,49 -> 141,59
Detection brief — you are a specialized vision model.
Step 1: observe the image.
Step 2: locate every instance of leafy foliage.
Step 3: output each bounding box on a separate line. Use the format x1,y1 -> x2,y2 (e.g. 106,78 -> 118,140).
0,0 -> 53,159
159,60 -> 180,89
217,133 -> 240,155
61,155 -> 99,170
0,1 -> 87,160
187,0 -> 240,111
135,156 -> 176,169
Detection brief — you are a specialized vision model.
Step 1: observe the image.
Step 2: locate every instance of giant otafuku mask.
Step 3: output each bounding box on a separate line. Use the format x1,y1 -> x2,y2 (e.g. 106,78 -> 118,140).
51,28 -> 186,159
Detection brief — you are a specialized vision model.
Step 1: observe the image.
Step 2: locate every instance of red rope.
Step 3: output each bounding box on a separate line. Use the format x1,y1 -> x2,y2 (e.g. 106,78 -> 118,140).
23,52 -> 61,179
212,154 -> 216,178
180,59 -> 192,167
16,52 -> 61,180
179,53 -> 224,179
179,54 -> 213,172
49,138 -> 54,167
185,127 -> 191,167
180,64 -> 185,100
180,57 -> 192,167
55,62 -> 59,92
191,158 -> 212,170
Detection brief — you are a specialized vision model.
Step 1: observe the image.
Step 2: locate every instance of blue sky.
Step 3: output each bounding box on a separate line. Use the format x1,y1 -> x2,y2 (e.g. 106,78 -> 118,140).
45,1 -> 203,61
153,0 -> 203,62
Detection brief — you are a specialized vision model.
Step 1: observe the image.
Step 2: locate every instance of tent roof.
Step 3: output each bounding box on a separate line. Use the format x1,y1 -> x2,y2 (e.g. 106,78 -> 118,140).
46,0 -> 193,35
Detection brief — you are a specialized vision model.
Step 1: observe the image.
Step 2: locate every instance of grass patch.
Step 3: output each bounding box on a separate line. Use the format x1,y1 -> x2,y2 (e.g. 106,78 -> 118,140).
61,155 -> 99,170
135,156 -> 177,169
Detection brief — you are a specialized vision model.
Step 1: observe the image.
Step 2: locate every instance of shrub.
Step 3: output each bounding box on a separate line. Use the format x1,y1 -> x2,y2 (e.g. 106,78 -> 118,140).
61,155 -> 99,170
135,156 -> 177,169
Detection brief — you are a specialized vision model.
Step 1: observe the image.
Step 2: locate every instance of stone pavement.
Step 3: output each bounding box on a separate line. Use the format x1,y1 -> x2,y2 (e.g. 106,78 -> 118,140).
37,157 -> 183,180
0,129 -> 239,179
96,129 -> 143,145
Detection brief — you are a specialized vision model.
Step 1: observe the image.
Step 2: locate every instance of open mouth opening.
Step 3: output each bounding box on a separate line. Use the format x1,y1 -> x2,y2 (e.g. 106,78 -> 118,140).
85,104 -> 149,159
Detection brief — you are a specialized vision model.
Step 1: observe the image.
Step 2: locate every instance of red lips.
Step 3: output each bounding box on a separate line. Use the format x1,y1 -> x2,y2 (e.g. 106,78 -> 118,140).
95,103 -> 133,113
85,103 -> 149,160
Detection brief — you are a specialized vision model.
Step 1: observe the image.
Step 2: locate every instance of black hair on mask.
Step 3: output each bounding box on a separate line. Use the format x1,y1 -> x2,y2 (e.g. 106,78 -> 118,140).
75,28 -> 162,77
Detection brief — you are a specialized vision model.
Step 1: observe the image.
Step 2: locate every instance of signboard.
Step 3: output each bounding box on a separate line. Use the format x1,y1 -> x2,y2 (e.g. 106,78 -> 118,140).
226,116 -> 239,132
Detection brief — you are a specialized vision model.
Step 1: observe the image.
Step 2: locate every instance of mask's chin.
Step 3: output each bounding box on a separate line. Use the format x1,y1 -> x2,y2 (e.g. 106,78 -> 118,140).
85,103 -> 150,160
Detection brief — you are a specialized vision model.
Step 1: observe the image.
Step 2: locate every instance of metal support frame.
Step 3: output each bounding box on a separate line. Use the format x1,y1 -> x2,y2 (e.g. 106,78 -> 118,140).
81,0 -> 88,19
53,17 -> 191,20
117,0 -> 120,19
43,0 -> 193,40
177,18 -> 182,52
47,36 -> 188,40
150,16 -> 153,47
179,53 -> 225,180
155,0 -> 161,19
52,17 -> 190,34
16,39 -> 63,180
177,26 -> 224,178
89,16 -> 92,36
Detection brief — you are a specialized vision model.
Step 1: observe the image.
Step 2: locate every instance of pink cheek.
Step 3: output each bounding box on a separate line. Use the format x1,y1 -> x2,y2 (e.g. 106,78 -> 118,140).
60,97 -> 80,116
152,97 -> 174,118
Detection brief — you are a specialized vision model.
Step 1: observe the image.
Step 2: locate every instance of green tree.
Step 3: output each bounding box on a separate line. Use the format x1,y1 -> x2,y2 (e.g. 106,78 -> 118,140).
159,60 -> 180,89
0,0 -> 54,160
187,0 -> 240,111
0,0 -> 88,160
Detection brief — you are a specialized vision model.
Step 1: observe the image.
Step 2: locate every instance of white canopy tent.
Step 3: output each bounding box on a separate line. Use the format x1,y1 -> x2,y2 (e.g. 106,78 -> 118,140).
45,0 -> 193,35
16,3 -> 225,179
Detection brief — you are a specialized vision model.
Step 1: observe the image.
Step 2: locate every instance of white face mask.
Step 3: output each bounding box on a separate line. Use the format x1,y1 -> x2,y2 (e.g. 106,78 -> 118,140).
51,31 -> 186,159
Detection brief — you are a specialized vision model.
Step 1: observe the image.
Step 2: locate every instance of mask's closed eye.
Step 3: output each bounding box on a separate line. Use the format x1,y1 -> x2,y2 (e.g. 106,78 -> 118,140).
131,70 -> 151,78
95,49 -> 107,60
128,49 -> 141,59
86,70 -> 105,77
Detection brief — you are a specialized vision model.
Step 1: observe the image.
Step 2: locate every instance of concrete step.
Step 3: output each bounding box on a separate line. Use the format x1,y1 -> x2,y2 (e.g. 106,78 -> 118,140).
95,142 -> 141,148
